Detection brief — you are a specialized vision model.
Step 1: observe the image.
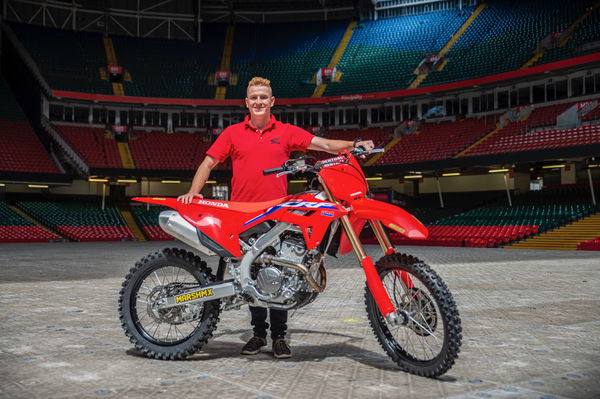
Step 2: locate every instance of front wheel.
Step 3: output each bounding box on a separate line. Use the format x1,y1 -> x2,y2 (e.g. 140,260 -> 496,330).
118,248 -> 221,360
365,253 -> 462,377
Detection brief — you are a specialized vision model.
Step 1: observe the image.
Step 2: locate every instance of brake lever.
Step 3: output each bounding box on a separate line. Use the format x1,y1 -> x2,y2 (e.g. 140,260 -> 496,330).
276,169 -> 296,178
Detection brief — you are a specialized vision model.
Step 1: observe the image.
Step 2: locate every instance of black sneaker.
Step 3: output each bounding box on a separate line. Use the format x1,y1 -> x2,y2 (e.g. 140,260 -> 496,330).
241,336 -> 267,355
272,338 -> 292,359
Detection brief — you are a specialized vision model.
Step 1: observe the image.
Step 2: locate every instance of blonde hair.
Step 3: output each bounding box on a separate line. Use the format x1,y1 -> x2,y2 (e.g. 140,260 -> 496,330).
247,77 -> 272,95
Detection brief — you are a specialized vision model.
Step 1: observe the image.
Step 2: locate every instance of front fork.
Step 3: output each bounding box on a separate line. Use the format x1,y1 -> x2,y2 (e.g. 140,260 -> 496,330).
370,220 -> 414,289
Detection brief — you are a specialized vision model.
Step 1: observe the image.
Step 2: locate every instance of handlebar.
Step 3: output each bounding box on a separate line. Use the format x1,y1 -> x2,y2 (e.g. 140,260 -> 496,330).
262,147 -> 384,176
354,147 -> 385,154
262,167 -> 286,176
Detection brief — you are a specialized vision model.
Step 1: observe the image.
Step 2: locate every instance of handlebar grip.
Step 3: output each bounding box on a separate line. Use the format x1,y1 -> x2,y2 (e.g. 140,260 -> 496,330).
263,167 -> 285,175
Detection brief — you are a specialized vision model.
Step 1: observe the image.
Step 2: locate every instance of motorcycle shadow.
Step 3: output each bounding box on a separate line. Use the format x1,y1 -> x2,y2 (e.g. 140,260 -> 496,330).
126,328 -> 402,372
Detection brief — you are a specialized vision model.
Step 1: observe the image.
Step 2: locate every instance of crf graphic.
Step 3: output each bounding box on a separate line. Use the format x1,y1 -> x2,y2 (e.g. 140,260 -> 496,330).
271,137 -> 281,144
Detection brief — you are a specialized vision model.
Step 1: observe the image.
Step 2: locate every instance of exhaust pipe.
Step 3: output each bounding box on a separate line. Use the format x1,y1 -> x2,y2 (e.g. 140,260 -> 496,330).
258,254 -> 326,292
158,210 -> 217,256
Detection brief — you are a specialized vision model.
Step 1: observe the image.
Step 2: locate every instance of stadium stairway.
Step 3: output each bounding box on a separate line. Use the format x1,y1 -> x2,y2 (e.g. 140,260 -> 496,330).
506,211 -> 600,250
312,21 -> 356,98
8,204 -> 67,241
120,209 -> 146,241
117,142 -> 136,169
408,3 -> 488,89
549,2 -> 600,50
103,37 -> 125,96
216,25 -> 235,100
524,1 -> 600,68
454,122 -> 503,157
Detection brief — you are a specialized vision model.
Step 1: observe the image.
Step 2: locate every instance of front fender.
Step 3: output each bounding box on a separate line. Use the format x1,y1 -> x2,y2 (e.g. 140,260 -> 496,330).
351,198 -> 428,239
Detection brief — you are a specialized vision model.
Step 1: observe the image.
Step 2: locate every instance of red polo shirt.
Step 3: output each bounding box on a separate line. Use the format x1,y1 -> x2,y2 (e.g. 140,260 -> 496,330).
206,115 -> 314,202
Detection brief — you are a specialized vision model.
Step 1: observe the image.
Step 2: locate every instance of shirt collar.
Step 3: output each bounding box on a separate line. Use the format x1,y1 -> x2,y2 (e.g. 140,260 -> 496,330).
244,114 -> 277,132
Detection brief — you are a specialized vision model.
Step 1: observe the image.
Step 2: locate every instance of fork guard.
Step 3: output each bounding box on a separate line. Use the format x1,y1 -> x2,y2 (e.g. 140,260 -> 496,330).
350,198 -> 428,240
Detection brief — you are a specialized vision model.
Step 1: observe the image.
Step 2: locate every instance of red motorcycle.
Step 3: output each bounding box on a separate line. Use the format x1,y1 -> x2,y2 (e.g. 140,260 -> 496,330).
119,148 -> 462,377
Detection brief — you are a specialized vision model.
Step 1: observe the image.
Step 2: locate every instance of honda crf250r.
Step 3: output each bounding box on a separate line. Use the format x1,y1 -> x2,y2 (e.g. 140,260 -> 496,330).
119,148 -> 462,377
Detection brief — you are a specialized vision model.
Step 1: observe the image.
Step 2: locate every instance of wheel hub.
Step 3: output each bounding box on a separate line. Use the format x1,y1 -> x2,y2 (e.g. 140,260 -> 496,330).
146,284 -> 204,325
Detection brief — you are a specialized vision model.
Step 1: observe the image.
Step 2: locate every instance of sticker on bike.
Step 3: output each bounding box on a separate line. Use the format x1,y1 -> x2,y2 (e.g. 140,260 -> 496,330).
243,201 -> 338,226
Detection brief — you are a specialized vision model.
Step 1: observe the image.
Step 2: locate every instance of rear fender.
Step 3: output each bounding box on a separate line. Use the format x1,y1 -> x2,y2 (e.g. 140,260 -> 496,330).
351,198 -> 428,240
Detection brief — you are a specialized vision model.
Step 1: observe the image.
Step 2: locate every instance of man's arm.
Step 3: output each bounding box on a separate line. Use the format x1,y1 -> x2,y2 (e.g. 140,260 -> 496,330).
307,136 -> 374,154
177,155 -> 220,204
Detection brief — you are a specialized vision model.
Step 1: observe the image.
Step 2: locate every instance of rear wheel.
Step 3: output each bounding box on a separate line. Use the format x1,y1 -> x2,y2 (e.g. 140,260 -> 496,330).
118,248 -> 221,360
365,253 -> 462,377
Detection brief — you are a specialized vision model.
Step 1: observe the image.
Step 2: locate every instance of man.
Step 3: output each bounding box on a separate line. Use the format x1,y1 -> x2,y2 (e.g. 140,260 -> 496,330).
178,77 -> 374,359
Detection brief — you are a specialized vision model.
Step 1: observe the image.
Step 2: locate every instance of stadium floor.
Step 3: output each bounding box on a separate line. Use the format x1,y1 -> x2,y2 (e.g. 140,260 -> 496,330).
0,242 -> 599,399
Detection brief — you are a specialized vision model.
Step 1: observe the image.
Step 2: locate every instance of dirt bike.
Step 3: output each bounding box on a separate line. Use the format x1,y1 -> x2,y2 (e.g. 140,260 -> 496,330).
119,147 -> 462,377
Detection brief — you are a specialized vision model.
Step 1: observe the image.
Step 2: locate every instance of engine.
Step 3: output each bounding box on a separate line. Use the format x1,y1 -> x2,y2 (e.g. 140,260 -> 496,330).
251,232 -> 323,309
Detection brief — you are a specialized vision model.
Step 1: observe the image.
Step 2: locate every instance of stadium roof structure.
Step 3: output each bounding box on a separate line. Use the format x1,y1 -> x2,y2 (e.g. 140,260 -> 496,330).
2,0 -> 471,39
3,0 -> 361,38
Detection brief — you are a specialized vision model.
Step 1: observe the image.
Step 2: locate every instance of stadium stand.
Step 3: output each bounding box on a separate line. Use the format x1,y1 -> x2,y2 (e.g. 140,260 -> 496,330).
129,130 -> 212,170
375,115 -> 498,165
463,101 -> 600,157
112,27 -> 226,99
16,200 -> 135,242
0,202 -> 62,242
0,120 -> 60,174
0,75 -> 60,174
53,124 -> 122,168
307,127 -> 392,161
227,21 -> 347,99
324,9 -> 473,96
8,2 -> 599,99
537,3 -> 600,66
131,206 -> 173,241
9,22 -> 111,94
372,185 -> 599,248
422,0 -> 585,86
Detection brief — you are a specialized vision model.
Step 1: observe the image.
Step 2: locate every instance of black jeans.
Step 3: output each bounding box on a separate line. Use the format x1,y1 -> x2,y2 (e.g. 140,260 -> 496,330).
249,306 -> 287,339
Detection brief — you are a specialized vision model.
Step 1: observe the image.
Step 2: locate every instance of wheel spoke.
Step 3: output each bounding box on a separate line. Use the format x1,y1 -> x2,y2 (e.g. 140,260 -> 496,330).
379,268 -> 445,361
133,264 -> 204,345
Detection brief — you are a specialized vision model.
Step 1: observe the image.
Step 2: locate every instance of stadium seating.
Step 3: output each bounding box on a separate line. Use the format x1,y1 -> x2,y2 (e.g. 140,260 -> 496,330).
383,224 -> 539,248
324,9 -> 473,96
0,75 -> 60,174
375,115 -> 498,165
422,0 -> 580,86
53,124 -> 122,168
9,2 -> 599,98
0,202 -> 62,242
129,130 -> 212,170
307,127 -> 393,161
16,200 -> 135,242
463,102 -> 600,157
227,21 -> 347,99
131,206 -> 173,241
538,5 -> 600,65
371,185 -> 598,248
10,22 -> 111,94
112,27 -> 226,99
0,120 -> 61,174
465,122 -> 600,156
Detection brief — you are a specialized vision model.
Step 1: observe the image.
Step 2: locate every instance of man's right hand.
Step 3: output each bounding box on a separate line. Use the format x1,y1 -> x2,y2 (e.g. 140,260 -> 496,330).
177,193 -> 203,204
